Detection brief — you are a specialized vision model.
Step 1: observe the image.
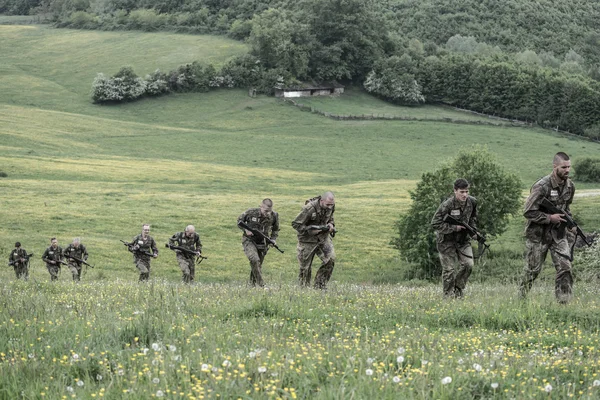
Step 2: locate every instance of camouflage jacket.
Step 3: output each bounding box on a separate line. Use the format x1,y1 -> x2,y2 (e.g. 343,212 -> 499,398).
292,197 -> 335,243
64,244 -> 88,264
238,208 -> 280,247
42,245 -> 63,264
129,234 -> 158,259
169,231 -> 202,257
431,195 -> 478,244
524,174 -> 575,243
9,248 -> 28,266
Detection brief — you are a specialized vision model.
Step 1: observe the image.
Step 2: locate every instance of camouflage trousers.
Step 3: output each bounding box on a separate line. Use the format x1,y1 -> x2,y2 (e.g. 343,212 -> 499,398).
243,239 -> 266,287
13,262 -> 28,280
519,238 -> 573,304
135,257 -> 151,282
47,263 -> 60,281
67,260 -> 82,282
438,242 -> 473,297
297,239 -> 335,289
176,253 -> 195,283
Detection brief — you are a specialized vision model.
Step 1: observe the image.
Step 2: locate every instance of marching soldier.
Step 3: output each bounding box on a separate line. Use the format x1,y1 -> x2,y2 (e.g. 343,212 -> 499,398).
42,237 -> 64,281
64,237 -> 89,282
9,242 -> 31,280
168,225 -> 202,283
128,224 -> 158,282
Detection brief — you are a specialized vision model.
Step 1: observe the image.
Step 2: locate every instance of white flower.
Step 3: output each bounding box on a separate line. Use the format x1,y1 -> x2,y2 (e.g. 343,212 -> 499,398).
76,380 -> 84,387
152,378 -> 160,384
271,372 -> 278,377
421,360 -> 429,365
367,358 -> 374,364
156,390 -> 164,397
366,369 -> 373,376
173,355 -> 182,362
152,359 -> 159,366
458,358 -> 464,365
491,383 -> 499,389
594,380 -> 600,387
473,363 -> 482,372
397,356 -> 404,363
222,360 -> 231,367
392,376 -> 401,383
28,353 -> 34,359
96,375 -> 103,381
71,354 -> 79,361
212,367 -> 218,372
441,377 -> 452,385
66,386 -> 74,393
201,364 -> 209,371
152,343 -> 160,351
168,345 -> 176,352
545,384 -> 553,392
258,366 -> 267,373
249,351 -> 256,358
117,369 -> 124,376
397,347 -> 405,354
142,348 -> 149,355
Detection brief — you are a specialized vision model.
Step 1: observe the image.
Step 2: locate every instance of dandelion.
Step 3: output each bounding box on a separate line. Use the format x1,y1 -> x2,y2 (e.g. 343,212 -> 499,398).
168,345 -> 176,352
28,353 -> 34,359
421,360 -> 429,366
156,390 -> 164,397
117,369 -> 124,376
441,377 -> 452,385
212,367 -> 218,372
173,355 -> 182,362
201,364 -> 209,371
152,359 -> 159,366
258,366 -> 267,373
249,351 -> 256,358
222,360 -> 231,367
473,363 -> 482,372
71,354 -> 79,361
271,372 -> 278,377
66,386 -> 74,393
142,348 -> 149,355
491,383 -> 499,389
367,358 -> 374,364
397,347 -> 405,354
152,378 -> 160,384
545,384 -> 553,393
397,356 -> 404,363
76,380 -> 84,387
458,358 -> 464,365
152,343 -> 160,351
96,375 -> 103,381
366,369 -> 373,376
393,376 -> 401,383
594,380 -> 600,387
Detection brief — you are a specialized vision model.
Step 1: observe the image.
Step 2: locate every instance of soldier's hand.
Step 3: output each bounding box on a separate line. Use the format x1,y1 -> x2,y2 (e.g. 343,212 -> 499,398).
50,260 -> 56,264
549,213 -> 566,224
327,223 -> 335,233
245,229 -> 253,236
133,245 -> 140,251
152,253 -> 158,258
454,225 -> 466,232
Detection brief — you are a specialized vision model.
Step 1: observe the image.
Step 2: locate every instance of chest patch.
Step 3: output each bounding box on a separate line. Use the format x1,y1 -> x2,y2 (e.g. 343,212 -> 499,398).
49,251 -> 54,255
251,217 -> 258,222
13,252 -> 18,256
450,209 -> 461,216
138,240 -> 144,245
181,239 -> 187,244
311,212 -> 317,219
550,190 -> 559,197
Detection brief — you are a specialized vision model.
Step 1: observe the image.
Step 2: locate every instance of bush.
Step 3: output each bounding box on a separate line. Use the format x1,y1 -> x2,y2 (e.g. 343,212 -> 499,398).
574,157 -> 600,183
391,147 -> 522,279
68,11 -> 98,28
144,69 -> 170,96
91,67 -> 146,103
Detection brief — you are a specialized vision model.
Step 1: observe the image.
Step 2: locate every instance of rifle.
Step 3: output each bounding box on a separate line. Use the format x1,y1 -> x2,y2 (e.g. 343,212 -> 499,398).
238,221 -> 284,253
45,258 -> 69,267
120,239 -> 154,257
165,243 -> 208,264
443,214 -> 490,258
8,253 -> 33,266
539,198 -> 593,260
66,255 -> 94,268
307,225 -> 338,238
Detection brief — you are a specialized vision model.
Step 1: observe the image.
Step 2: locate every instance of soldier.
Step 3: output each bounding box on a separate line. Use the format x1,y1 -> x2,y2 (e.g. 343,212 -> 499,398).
64,237 -> 89,282
520,152 -> 575,304
431,179 -> 477,298
128,224 -> 158,282
292,192 -> 336,289
8,242 -> 31,280
42,237 -> 64,281
237,199 -> 280,287
169,225 -> 202,283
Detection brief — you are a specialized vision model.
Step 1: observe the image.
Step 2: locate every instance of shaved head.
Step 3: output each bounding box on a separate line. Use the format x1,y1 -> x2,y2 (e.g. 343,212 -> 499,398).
185,225 -> 195,233
322,191 -> 335,201
553,152 -> 570,165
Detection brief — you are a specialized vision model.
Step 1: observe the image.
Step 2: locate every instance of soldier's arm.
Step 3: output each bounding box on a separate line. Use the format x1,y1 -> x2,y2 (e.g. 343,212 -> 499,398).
195,234 -> 202,253
327,210 -> 335,228
565,182 -> 575,216
237,210 -> 249,230
270,212 -> 280,241
83,245 -> 89,260
468,198 -> 478,230
42,249 -> 50,263
431,201 -> 455,234
151,238 -> 158,256
168,233 -> 178,245
291,206 -> 312,234
523,184 -> 551,224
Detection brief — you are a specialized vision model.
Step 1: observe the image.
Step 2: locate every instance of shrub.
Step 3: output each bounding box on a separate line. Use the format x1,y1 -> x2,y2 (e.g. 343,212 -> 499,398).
144,69 -> 170,96
392,147 -> 522,279
574,157 -> 600,183
91,67 -> 146,103
68,11 -> 98,28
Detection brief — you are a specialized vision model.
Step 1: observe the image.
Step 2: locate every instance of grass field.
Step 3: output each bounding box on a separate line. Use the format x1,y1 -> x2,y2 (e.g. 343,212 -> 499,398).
2,24 -> 600,399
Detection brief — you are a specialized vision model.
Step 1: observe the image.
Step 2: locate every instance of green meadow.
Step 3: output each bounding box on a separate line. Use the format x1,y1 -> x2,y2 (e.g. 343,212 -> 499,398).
2,25 -> 600,399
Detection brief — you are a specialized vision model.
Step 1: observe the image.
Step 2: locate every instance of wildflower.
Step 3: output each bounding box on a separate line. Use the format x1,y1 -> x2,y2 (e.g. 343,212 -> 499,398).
173,355 -> 182,362
258,366 -> 267,373
422,360 -> 429,366
212,367 -> 218,372
545,384 -> 552,392
441,377 -> 452,385
96,375 -> 103,381
458,358 -> 464,365
397,347 -> 405,355
152,343 -> 160,351
491,383 -> 499,389
71,354 -> 79,361
152,359 -> 159,366
168,345 -> 176,352
594,380 -> 600,387
153,378 -> 160,384
76,380 -> 84,387
249,351 -> 256,358
66,386 -> 74,393
366,369 -> 373,376
117,369 -> 124,376
393,376 -> 401,383
473,363 -> 482,372
397,356 -> 404,363
367,358 -> 374,364
28,353 -> 34,359
201,364 -> 209,371
156,390 -> 164,397
142,348 -> 149,355
222,360 -> 231,367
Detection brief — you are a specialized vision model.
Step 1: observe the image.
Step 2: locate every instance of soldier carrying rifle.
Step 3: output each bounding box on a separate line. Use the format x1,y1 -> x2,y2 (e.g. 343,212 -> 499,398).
64,237 -> 89,282
9,242 -> 32,280
42,237 -> 65,281
126,224 -> 158,282
167,225 -> 203,283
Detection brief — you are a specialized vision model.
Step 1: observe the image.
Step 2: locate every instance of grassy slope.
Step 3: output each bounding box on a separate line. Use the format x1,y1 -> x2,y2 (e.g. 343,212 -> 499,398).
1,25 -> 600,285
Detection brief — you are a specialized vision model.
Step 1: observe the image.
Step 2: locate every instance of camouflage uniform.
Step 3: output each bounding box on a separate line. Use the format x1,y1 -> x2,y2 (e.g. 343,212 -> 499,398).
169,231 -> 202,283
129,234 -> 158,282
9,247 -> 30,280
42,245 -> 64,281
520,174 -> 575,303
64,243 -> 89,282
431,195 -> 478,297
292,197 -> 336,289
238,208 -> 280,287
